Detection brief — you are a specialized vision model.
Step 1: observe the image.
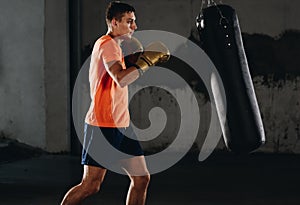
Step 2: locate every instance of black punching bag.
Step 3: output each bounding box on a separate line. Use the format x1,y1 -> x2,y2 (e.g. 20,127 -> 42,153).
196,3 -> 265,153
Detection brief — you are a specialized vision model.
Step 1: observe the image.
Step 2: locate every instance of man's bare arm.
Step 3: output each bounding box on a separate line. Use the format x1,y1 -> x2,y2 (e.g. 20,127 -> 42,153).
106,61 -> 140,88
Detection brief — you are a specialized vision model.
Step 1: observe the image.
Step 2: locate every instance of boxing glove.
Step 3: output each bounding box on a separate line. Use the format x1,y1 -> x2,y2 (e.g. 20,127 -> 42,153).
134,41 -> 170,72
124,41 -> 170,73
121,36 -> 144,69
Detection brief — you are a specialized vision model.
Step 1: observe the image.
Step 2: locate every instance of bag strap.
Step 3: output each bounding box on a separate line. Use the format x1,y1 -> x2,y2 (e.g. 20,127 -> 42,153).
199,0 -> 228,27
200,0 -> 223,10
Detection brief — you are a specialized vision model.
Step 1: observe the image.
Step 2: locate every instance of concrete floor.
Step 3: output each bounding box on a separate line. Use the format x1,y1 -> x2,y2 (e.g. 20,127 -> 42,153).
0,150 -> 300,205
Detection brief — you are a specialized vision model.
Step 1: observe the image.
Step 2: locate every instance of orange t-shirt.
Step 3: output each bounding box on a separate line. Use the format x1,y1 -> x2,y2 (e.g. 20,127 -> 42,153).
85,35 -> 130,127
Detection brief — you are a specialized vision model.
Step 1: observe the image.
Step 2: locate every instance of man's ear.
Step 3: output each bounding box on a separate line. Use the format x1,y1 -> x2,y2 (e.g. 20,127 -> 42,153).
111,18 -> 118,28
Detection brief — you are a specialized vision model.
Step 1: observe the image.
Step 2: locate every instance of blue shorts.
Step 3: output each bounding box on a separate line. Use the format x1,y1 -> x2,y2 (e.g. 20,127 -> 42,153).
81,123 -> 144,168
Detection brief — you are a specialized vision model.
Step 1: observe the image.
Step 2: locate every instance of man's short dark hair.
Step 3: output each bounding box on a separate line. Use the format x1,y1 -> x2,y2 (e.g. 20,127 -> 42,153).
106,1 -> 135,22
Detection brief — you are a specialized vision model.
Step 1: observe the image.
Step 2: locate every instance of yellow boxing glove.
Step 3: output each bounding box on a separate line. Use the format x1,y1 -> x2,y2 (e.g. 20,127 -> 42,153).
134,41 -> 170,72
121,37 -> 144,69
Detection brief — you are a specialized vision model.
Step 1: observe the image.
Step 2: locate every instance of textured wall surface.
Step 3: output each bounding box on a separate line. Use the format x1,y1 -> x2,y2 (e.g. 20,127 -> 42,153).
0,0 -> 69,152
1,0 -> 299,153
44,0 -> 70,152
0,0 -> 46,148
254,76 -> 300,153
128,80 -> 300,154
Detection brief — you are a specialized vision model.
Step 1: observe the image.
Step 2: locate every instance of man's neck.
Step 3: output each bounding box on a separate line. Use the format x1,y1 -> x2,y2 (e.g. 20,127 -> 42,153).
107,31 -> 123,45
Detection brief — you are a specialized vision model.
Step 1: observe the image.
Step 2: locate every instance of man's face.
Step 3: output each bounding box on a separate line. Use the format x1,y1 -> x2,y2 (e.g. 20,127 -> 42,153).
113,12 -> 137,38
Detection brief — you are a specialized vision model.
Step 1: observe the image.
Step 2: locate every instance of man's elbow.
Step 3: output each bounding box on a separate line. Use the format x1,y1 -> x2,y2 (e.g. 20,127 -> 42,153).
118,80 -> 127,88
115,76 -> 128,88
116,71 -> 139,88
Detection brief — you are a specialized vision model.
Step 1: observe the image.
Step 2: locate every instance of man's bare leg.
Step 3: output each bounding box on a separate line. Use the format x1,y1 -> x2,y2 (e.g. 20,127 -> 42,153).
122,156 -> 150,205
126,175 -> 150,205
61,165 -> 107,205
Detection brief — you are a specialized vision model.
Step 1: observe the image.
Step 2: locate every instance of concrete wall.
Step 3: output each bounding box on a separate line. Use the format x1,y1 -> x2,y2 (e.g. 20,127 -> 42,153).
1,0 -> 299,153
220,0 -> 300,36
0,0 -> 46,148
44,0 -> 69,152
0,0 -> 69,152
254,77 -> 300,153
77,0 -> 300,154
81,0 -> 300,49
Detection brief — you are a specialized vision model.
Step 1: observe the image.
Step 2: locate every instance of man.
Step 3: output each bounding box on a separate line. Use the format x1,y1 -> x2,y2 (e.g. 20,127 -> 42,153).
61,1 -> 169,205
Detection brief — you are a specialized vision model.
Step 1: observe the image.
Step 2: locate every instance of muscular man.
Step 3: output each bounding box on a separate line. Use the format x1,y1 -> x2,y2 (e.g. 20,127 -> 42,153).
61,1 -> 169,205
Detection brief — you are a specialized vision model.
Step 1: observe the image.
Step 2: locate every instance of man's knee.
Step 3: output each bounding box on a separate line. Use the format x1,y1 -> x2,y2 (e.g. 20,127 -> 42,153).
81,165 -> 106,196
131,174 -> 150,190
80,180 -> 101,196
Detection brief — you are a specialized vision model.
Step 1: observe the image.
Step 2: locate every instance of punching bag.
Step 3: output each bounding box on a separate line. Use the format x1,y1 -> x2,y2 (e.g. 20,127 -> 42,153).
196,2 -> 265,153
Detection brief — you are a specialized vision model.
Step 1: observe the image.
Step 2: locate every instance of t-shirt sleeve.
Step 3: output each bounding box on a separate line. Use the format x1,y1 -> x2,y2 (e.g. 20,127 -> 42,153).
100,39 -> 122,70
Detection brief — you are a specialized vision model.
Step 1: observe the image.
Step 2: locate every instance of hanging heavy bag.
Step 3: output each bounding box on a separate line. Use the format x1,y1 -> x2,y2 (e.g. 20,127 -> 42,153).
196,1 -> 265,153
